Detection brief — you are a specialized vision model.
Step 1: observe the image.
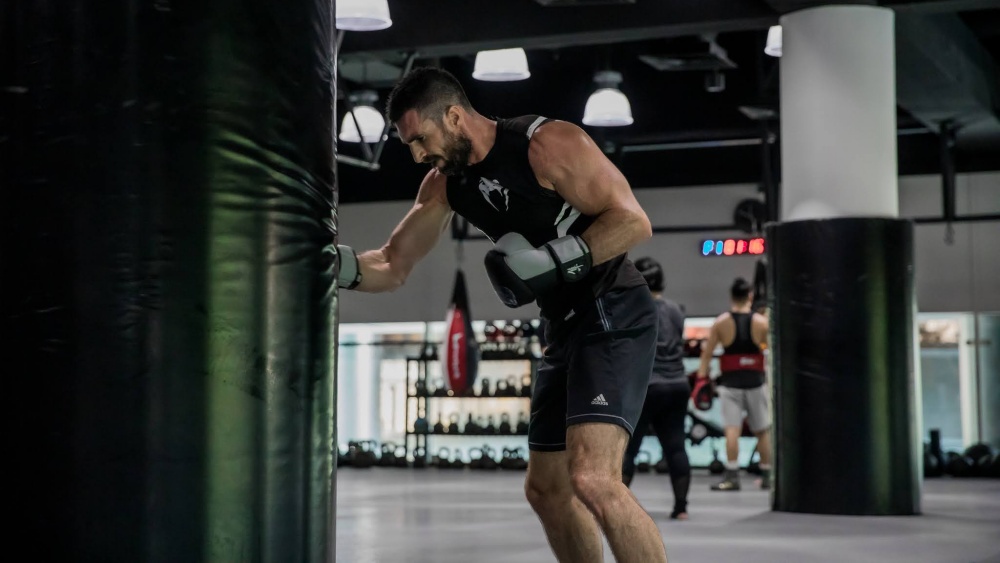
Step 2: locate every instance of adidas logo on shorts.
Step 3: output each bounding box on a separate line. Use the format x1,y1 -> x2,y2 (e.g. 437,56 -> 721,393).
591,394 -> 609,406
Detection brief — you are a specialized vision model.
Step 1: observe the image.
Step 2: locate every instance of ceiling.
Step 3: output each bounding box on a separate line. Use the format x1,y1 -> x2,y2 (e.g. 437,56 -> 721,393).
335,0 -> 1000,204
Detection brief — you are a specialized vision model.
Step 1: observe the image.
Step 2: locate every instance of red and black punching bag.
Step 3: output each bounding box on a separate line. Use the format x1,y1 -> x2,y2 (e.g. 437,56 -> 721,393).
443,269 -> 480,395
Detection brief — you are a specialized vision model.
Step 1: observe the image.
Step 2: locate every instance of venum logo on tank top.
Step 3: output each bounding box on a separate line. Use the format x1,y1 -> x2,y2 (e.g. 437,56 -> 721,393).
478,178 -> 509,212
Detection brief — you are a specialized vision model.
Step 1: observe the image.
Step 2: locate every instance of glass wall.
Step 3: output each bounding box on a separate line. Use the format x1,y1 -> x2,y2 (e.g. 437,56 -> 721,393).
336,312 -> 996,466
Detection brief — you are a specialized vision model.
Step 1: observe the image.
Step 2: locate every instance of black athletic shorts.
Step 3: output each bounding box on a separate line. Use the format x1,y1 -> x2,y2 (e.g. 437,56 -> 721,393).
529,285 -> 658,452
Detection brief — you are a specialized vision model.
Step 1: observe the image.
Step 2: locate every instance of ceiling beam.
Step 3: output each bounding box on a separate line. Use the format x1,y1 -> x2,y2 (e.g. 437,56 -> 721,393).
339,0 -> 777,61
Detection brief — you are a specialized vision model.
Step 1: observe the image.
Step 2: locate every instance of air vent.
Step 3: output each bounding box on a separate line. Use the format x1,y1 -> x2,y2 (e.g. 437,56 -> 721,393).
639,36 -> 736,72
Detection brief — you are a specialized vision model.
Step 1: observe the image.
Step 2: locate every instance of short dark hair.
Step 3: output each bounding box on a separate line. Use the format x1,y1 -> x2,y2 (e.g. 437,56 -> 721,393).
386,67 -> 472,124
634,257 -> 664,292
731,277 -> 752,301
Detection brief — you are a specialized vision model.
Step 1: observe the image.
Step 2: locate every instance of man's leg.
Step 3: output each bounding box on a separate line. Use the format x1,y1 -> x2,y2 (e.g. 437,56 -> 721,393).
712,387 -> 743,491
525,450 -> 604,563
568,422 -> 668,563
622,404 -> 651,486
648,384 -> 691,519
747,385 -> 773,488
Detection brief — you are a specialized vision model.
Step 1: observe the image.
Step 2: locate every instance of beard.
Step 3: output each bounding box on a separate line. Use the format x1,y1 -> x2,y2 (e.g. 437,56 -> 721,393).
438,131 -> 473,176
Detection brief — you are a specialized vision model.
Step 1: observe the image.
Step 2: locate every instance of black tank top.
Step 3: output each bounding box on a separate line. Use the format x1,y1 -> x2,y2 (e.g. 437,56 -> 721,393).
446,115 -> 645,321
718,312 -> 765,389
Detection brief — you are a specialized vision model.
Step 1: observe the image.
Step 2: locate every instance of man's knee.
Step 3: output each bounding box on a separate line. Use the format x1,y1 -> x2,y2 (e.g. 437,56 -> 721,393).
569,469 -> 620,517
524,473 -> 571,513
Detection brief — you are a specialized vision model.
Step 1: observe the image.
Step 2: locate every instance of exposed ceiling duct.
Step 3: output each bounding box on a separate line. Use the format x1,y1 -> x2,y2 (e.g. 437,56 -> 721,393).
895,12 -> 1000,148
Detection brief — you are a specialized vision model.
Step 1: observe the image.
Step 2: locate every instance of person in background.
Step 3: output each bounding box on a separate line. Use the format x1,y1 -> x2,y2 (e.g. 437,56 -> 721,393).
622,257 -> 691,520
696,277 -> 771,491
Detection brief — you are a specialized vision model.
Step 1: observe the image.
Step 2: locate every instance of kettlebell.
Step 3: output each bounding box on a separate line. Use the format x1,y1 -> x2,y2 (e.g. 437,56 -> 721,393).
708,446 -> 726,474
468,448 -> 484,470
484,415 -> 497,435
379,442 -> 396,467
506,376 -> 519,397
636,451 -> 652,473
414,417 -> 429,434
465,413 -> 480,434
394,445 -> 409,468
412,447 -> 427,469
434,447 -> 452,468
433,416 -> 445,434
654,458 -> 670,474
494,379 -> 510,397
516,412 -> 529,434
448,412 -> 461,434
498,413 -> 513,434
481,445 -> 499,470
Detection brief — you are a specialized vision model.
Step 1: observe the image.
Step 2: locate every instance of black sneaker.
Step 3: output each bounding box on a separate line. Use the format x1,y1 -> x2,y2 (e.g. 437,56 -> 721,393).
759,469 -> 771,490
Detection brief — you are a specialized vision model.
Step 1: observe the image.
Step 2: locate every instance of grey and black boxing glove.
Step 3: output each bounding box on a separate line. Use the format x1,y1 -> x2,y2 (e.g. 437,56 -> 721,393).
484,232 -> 592,308
337,244 -> 363,289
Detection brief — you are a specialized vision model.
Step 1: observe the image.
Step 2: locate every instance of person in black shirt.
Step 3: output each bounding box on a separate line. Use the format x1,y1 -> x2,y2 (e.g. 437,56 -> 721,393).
336,68 -> 667,563
622,258 -> 692,520
697,277 -> 772,491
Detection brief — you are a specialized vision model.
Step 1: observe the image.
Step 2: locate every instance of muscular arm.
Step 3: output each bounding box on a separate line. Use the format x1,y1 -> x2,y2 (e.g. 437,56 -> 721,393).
752,313 -> 769,349
528,121 -> 651,265
353,170 -> 453,292
698,320 -> 722,378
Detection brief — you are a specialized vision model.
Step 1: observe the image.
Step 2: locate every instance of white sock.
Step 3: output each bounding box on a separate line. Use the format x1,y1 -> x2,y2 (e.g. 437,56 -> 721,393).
726,461 -> 739,471
760,463 -> 772,470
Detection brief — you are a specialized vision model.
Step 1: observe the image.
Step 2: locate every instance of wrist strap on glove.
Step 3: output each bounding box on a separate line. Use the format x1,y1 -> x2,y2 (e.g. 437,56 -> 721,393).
337,245 -> 362,289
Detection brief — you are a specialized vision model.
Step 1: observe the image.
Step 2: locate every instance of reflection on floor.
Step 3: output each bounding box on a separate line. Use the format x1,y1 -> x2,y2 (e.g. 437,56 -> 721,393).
336,468 -> 1000,563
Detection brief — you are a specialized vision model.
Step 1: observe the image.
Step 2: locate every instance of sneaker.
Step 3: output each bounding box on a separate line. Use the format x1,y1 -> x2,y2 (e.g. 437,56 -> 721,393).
759,469 -> 771,490
710,478 -> 741,491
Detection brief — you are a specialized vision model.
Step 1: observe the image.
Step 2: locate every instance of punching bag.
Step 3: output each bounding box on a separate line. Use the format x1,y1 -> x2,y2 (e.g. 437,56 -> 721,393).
2,0 -> 337,559
443,270 -> 480,395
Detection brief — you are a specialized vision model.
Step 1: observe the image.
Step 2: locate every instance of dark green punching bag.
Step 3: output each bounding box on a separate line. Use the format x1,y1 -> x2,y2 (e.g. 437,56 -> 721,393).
2,1 -> 338,560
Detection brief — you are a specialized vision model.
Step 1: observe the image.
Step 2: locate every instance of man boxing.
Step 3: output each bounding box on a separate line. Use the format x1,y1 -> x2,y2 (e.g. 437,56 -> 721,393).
621,258 -> 691,521
336,67 -> 666,562
696,277 -> 772,491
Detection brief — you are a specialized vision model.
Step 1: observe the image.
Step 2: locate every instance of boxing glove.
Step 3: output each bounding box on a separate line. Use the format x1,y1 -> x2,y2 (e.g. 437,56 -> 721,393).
337,244 -> 362,289
484,232 -> 591,308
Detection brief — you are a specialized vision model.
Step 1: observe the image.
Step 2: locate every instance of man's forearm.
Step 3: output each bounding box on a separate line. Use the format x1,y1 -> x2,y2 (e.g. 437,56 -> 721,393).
353,249 -> 407,293
697,348 -> 712,377
580,207 -> 652,265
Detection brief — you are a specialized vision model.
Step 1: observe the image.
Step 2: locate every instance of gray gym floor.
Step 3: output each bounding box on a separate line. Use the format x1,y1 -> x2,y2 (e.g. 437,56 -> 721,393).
336,468 -> 1000,563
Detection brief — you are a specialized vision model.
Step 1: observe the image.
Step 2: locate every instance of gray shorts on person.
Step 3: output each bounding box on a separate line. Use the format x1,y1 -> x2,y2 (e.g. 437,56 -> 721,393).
717,385 -> 771,433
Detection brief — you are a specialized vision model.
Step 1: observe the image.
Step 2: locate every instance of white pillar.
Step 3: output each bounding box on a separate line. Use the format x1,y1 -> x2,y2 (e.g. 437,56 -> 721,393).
780,5 -> 898,221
